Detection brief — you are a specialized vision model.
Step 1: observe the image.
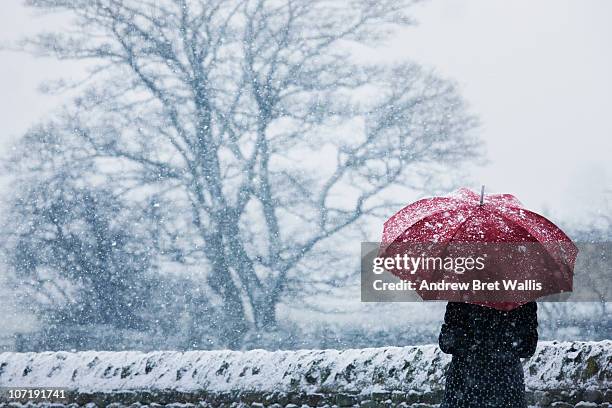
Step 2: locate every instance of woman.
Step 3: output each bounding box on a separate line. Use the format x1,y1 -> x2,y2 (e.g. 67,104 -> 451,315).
438,301 -> 538,408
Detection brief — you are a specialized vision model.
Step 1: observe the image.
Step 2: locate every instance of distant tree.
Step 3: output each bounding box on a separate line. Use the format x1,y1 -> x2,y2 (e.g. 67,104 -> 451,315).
538,200 -> 612,341
2,124 -> 153,348
13,0 -> 481,347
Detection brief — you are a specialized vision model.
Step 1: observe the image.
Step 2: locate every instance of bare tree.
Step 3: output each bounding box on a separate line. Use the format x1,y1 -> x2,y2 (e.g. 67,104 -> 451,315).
14,0 -> 481,347
1,124 -> 154,349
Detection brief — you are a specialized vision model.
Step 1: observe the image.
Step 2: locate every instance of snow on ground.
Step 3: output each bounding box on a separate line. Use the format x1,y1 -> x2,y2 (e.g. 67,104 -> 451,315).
0,341 -> 609,395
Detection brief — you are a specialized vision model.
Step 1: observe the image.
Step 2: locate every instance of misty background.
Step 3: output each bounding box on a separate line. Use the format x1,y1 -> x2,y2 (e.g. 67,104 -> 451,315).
0,0 -> 610,352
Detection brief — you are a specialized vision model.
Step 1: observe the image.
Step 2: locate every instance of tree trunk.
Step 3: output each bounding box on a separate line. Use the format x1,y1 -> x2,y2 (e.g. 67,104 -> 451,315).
253,298 -> 278,331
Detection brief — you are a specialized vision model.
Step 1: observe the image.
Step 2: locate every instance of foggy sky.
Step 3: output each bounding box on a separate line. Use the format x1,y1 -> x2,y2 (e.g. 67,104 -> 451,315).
1,0 -> 610,227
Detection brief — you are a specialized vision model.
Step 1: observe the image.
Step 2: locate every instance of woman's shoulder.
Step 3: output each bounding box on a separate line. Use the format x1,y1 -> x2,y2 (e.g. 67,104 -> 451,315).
512,302 -> 537,314
445,301 -> 537,316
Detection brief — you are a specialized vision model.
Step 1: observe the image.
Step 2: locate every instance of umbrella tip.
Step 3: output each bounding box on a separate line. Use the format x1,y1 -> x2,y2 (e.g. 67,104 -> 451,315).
480,185 -> 485,205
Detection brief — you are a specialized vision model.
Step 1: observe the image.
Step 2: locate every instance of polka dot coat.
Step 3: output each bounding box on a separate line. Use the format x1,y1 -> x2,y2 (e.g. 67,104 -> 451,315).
438,302 -> 538,408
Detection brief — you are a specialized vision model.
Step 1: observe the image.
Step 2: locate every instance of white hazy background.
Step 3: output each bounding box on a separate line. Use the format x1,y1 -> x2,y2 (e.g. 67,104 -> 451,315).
0,0 -> 610,338
2,0 -> 611,228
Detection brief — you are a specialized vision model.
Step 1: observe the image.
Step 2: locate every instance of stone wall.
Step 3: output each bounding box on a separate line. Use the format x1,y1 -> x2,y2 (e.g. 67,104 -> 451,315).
0,341 -> 609,407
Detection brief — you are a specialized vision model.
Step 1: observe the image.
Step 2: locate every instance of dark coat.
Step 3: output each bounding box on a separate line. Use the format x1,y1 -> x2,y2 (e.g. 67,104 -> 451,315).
438,302 -> 538,408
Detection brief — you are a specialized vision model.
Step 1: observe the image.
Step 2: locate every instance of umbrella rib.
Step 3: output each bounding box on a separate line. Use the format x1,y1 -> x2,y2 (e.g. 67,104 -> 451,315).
494,206 -> 578,246
444,209 -> 479,245
489,208 -> 574,285
386,204 -> 473,247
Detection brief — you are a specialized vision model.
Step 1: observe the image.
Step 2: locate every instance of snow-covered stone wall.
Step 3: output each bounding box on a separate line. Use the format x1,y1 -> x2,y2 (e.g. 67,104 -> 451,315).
0,341 -> 610,407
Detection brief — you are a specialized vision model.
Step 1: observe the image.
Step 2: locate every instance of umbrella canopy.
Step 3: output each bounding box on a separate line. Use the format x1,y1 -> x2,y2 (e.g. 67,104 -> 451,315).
378,187 -> 578,310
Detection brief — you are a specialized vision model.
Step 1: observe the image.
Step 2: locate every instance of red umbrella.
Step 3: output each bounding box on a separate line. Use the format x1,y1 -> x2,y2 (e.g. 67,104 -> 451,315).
378,187 -> 578,310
